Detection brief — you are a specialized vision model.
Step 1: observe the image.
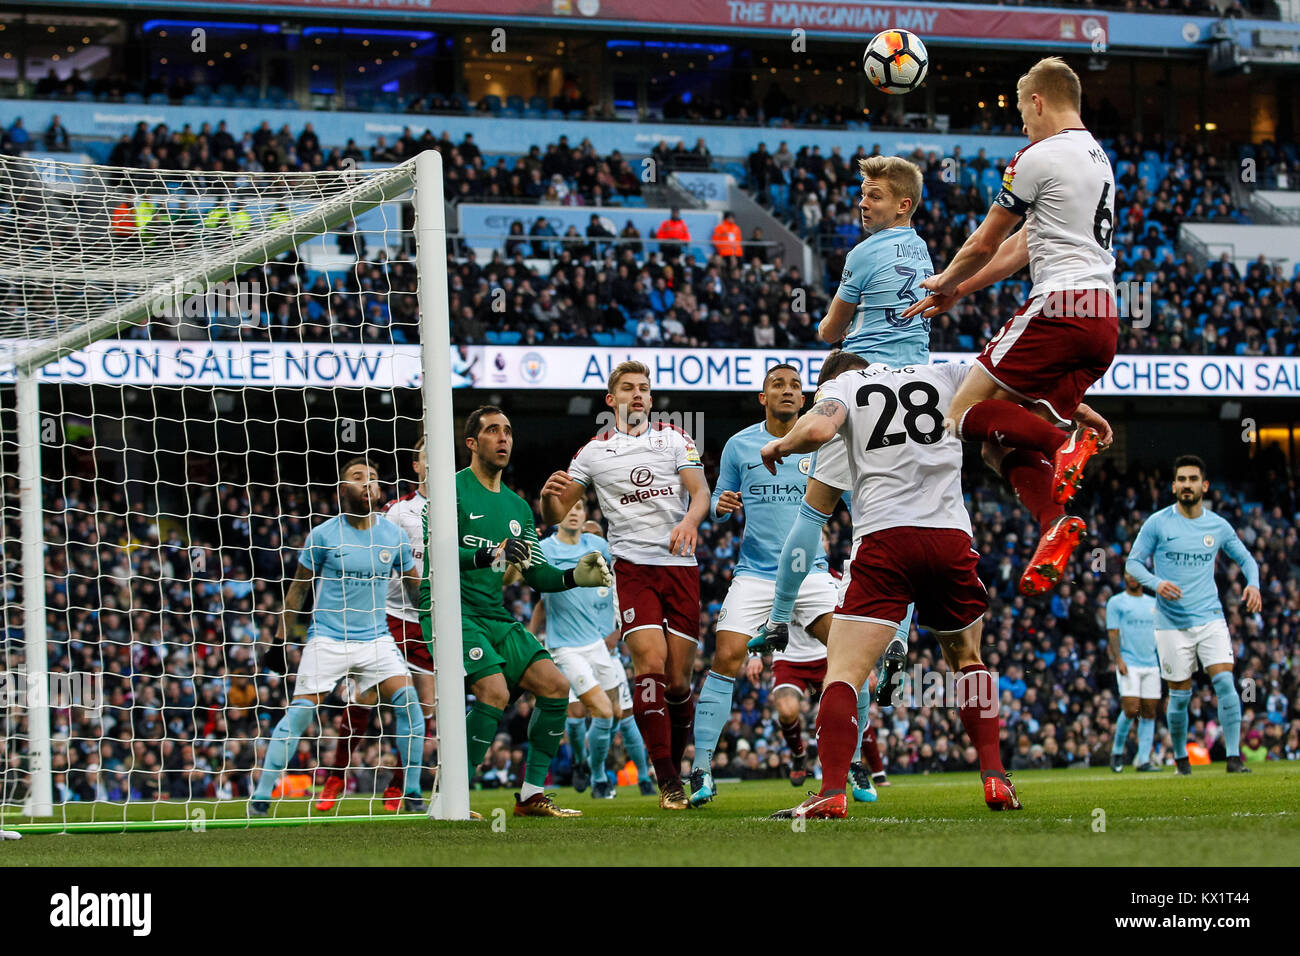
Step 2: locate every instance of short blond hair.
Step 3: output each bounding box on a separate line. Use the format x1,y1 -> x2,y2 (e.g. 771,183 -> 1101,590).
857,155 -> 923,215
607,360 -> 650,395
1017,57 -> 1081,112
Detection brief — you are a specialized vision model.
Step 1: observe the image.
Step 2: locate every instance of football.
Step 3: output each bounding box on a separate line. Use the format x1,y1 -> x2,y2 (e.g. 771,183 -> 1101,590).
863,29 -> 929,95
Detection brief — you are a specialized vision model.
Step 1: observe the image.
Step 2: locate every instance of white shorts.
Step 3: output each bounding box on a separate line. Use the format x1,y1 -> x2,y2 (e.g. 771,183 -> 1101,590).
1154,619 -> 1233,683
811,432 -> 851,491
295,634 -> 409,697
1117,664 -> 1161,699
553,639 -> 625,702
717,572 -> 838,639
613,657 -> 633,711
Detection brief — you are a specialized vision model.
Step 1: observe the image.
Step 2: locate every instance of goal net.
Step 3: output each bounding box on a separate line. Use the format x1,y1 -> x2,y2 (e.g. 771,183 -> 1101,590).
0,150 -> 469,833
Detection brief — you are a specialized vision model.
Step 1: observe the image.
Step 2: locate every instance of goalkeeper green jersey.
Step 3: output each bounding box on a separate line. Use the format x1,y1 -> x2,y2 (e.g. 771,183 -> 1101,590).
420,467 -> 568,623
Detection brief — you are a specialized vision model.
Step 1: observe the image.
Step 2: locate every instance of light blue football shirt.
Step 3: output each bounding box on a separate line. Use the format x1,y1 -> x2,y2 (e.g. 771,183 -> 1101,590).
1105,590 -> 1159,669
299,514 -> 414,642
539,533 -> 616,649
1125,506 -> 1260,629
835,225 -> 934,364
711,421 -> 843,581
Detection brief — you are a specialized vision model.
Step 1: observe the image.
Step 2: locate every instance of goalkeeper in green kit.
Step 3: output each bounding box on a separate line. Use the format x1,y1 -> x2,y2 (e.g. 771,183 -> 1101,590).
420,405 -> 612,817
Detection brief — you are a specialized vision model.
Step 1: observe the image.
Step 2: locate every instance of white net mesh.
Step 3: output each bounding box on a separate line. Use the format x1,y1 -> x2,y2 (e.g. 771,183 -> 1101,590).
0,153 -> 449,831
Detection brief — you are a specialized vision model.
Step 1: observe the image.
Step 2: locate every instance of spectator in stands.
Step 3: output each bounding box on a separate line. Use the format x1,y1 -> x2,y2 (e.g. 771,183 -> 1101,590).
43,115 -> 70,152
3,117 -> 29,153
656,207 -> 691,260
635,310 -> 662,344
711,211 -> 743,258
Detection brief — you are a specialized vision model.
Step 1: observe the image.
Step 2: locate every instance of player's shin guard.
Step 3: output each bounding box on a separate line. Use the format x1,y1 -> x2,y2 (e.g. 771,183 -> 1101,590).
1211,672 -> 1242,758
1136,717 -> 1156,766
1167,688 -> 1192,760
619,715 -> 649,779
566,717 -> 588,764
956,664 -> 1005,776
524,696 -> 569,788
814,681 -> 859,796
860,717 -> 884,774
960,399 -> 1068,458
253,697 -> 315,801
587,716 -> 614,785
329,703 -> 372,779
772,502 -> 831,624
668,691 -> 696,771
692,671 -> 735,772
1112,712 -> 1133,756
466,701 -> 505,779
633,673 -> 676,784
1000,448 -> 1066,531
391,686 -> 423,796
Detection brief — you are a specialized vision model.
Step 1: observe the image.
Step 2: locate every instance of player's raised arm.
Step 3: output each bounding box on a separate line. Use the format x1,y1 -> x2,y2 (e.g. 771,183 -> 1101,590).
540,469 -> 583,524
761,397 -> 846,472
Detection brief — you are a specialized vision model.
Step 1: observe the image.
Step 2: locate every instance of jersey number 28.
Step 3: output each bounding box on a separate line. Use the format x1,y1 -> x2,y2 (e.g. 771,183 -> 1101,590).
855,381 -> 945,450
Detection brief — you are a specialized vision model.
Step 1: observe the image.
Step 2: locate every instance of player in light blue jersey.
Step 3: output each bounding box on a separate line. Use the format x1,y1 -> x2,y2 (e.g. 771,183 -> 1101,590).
529,500 -> 652,799
1125,455 -> 1262,776
1106,574 -> 1163,772
251,457 -> 426,815
762,156 -> 932,706
689,365 -> 846,806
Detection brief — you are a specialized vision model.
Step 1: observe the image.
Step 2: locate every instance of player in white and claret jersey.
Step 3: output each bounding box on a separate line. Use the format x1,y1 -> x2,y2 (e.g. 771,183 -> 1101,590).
904,56 -> 1116,597
541,360 -> 711,810
762,355 -> 1017,819
317,436 -> 433,812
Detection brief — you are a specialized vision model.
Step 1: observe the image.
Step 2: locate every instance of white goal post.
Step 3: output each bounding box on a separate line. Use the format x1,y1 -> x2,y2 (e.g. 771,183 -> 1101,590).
0,148 -> 469,829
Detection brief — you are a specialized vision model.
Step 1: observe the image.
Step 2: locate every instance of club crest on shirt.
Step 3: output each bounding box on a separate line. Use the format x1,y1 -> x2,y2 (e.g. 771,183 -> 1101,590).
798,457 -> 812,475
379,549 -> 391,564
509,519 -> 522,536
468,647 -> 484,661
597,587 -> 609,597
718,607 -> 727,623
1203,534 -> 1215,548
650,432 -> 667,451
623,608 -> 635,623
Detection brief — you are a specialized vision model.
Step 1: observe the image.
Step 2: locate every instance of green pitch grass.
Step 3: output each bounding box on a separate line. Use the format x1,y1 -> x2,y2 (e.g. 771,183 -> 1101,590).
3,763 -> 1296,866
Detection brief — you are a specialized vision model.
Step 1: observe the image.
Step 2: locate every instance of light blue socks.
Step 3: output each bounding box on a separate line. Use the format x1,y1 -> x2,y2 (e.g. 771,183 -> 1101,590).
254,697 -> 316,800
1211,671 -> 1242,758
1168,688 -> 1192,760
620,715 -> 648,780
566,716 -> 588,764
1112,712 -> 1133,756
588,716 -> 614,780
1136,717 -> 1155,765
391,685 -> 424,797
692,671 -> 735,773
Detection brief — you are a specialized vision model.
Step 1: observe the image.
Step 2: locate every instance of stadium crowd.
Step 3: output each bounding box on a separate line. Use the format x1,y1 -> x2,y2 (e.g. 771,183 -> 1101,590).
15,108 -> 1296,358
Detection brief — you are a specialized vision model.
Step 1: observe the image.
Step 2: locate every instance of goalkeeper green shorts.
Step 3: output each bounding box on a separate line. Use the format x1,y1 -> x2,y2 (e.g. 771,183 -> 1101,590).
423,613 -> 549,687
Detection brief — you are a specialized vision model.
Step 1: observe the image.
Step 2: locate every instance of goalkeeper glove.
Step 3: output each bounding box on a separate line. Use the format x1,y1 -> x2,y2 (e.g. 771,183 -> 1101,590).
564,551 -> 612,589
472,537 -> 532,571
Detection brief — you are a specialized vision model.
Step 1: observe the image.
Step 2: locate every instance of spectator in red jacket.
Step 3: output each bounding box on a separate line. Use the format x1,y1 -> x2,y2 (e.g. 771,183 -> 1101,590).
656,207 -> 690,260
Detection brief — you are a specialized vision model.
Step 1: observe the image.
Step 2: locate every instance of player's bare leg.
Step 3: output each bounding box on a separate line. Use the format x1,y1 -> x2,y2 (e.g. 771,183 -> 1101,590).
689,626 -> 748,806
513,659 -> 583,816
772,618 -> 892,820
934,621 -> 1022,810
576,684 -> 618,798
626,625 -> 692,809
